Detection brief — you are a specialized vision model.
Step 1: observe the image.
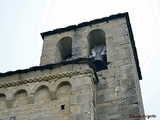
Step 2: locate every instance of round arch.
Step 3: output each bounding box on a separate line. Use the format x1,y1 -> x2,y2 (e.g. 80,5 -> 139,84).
31,81 -> 53,94
12,85 -> 31,98
13,89 -> 28,98
87,29 -> 106,53
57,37 -> 72,60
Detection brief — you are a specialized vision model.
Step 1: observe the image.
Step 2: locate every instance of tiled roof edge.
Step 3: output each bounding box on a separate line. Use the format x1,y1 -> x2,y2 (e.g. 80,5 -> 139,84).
41,12 -> 128,39
0,58 -> 94,77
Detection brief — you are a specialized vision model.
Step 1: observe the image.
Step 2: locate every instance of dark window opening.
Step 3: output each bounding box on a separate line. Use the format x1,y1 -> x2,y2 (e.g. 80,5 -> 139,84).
87,29 -> 107,72
10,117 -> 16,120
61,105 -> 65,110
57,37 -> 72,61
91,44 -> 107,71
64,53 -> 72,60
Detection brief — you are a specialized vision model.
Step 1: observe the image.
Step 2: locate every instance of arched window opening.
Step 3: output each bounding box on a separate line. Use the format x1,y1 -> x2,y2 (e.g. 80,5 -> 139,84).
56,82 -> 71,99
57,37 -> 72,61
88,29 -> 107,71
13,90 -> 29,107
35,85 -> 50,103
0,93 -> 6,108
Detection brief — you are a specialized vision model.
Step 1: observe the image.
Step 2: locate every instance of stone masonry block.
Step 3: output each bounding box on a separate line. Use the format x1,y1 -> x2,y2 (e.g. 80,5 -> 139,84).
70,79 -> 82,92
6,98 -> 14,108
80,101 -> 94,113
71,94 -> 81,105
97,89 -> 117,104
108,25 -> 127,37
19,73 -> 27,80
107,50 -> 118,59
126,68 -> 134,78
70,113 -> 81,120
114,59 -> 124,67
114,44 -> 130,51
124,58 -> 132,64
61,64 -> 72,72
14,98 -> 29,106
0,76 -> 3,83
40,53 -> 54,66
70,105 -> 80,115
119,79 -> 135,90
101,70 -> 109,78
127,95 -> 138,104
79,41 -> 87,47
43,69 -> 50,76
80,64 -> 89,69
97,105 -> 118,116
70,86 -> 79,93
115,86 -> 125,92
28,93 -> 35,104
128,105 -> 140,115
117,18 -> 127,24
111,39 -> 129,47
34,70 -> 43,77
106,70 -> 115,76
81,77 -> 92,85
96,82 -> 108,90
72,47 -> 80,56
108,114 -> 122,120
118,49 -> 127,55
26,71 -> 35,79
0,75 -> 12,83
51,67 -> 61,74
115,72 -> 127,80
72,64 -> 80,71
80,112 -> 93,120
104,76 -> 115,83
43,40 -> 55,49
11,74 -> 19,81
118,88 -> 136,99
109,52 -> 129,61
79,94 -> 93,104
107,80 -> 119,88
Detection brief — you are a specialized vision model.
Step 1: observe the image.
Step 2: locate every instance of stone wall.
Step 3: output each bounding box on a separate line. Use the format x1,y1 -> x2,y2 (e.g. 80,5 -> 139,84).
0,63 -> 96,120
40,17 -> 145,119
40,18 -> 133,66
0,13 -> 144,120
94,18 -> 145,120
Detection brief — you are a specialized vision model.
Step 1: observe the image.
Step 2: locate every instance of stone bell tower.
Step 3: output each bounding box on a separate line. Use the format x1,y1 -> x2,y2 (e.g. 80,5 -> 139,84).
0,12 -> 144,120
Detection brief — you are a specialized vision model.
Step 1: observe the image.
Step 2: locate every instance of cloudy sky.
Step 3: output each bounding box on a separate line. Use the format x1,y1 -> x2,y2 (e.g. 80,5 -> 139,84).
0,0 -> 160,119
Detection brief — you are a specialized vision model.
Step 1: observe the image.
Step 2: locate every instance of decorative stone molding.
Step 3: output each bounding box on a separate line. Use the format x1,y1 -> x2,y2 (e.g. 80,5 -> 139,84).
0,68 -> 94,88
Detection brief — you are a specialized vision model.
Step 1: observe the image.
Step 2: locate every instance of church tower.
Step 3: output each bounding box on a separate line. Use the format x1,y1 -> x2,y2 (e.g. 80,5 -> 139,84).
0,12 -> 144,120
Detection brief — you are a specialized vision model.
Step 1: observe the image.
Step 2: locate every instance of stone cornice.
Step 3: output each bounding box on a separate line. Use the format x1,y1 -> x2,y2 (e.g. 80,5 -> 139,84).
0,68 -> 95,88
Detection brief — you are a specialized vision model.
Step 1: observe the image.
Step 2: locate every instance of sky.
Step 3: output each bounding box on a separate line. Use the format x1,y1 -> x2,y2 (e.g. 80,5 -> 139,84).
0,0 -> 160,119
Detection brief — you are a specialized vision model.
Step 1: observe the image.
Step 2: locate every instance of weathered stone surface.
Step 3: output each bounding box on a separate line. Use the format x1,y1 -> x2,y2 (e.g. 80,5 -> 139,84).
43,69 -> 50,76
61,64 -> 72,72
0,13 -> 144,120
